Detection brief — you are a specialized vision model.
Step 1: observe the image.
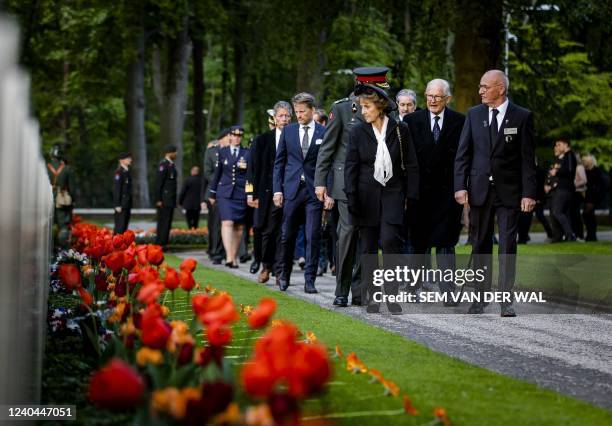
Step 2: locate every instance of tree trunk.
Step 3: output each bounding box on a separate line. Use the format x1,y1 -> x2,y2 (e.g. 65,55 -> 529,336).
156,17 -> 191,188
125,29 -> 150,207
192,36 -> 206,165
232,39 -> 244,124
220,40 -> 229,129
452,0 -> 504,113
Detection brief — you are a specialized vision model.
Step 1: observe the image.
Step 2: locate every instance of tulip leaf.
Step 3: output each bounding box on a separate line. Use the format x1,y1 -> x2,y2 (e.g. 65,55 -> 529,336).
170,363 -> 200,387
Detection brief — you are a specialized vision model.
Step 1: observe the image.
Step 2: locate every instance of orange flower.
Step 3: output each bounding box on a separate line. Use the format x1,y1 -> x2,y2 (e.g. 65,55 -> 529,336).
136,347 -> 163,366
164,267 -> 180,291
381,378 -> 400,397
434,407 -> 451,426
179,271 -> 195,292
334,345 -> 343,359
77,287 -> 93,306
247,298 -> 276,329
305,331 -> 317,344
368,368 -> 384,383
346,352 -> 367,374
179,258 -> 197,273
403,395 -> 419,416
151,387 -> 201,420
146,244 -> 164,265
194,293 -> 239,327
245,403 -> 274,426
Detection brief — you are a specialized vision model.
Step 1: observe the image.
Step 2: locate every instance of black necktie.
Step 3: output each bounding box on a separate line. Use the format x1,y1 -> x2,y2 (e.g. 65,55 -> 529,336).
490,109 -> 499,147
433,116 -> 441,143
232,148 -> 237,159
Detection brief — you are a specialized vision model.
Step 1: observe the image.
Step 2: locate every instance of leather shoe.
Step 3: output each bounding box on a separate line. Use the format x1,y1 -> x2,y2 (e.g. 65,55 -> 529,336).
250,260 -> 260,274
351,297 -> 362,306
333,296 -> 348,307
258,269 -> 270,283
366,303 -> 380,313
387,303 -> 402,314
239,254 -> 252,263
304,282 -> 318,294
212,258 -> 222,265
468,302 -> 484,314
500,305 -> 517,317
279,278 -> 290,291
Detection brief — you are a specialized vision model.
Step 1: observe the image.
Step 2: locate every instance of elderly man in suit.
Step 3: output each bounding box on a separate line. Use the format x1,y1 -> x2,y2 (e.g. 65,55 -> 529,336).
454,70 -> 537,316
404,79 -> 465,304
273,92 -> 327,294
315,67 -> 392,307
248,101 -> 292,283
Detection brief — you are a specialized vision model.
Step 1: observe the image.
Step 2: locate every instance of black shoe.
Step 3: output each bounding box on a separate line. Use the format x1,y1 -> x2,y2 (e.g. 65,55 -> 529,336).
304,282 -> 318,294
240,254 -> 252,263
225,261 -> 234,268
366,304 -> 380,313
250,260 -> 260,274
387,303 -> 402,314
501,304 -> 517,317
468,302 -> 484,314
279,278 -> 290,291
333,296 -> 348,307
351,297 -> 362,306
212,258 -> 222,265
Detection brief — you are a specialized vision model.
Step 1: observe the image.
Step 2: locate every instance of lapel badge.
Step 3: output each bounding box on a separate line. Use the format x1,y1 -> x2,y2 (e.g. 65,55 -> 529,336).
483,120 -> 488,128
351,102 -> 358,114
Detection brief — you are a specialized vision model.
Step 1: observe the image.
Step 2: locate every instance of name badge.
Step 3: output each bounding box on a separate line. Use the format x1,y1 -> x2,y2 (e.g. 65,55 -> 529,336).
315,138 -> 323,145
504,127 -> 518,135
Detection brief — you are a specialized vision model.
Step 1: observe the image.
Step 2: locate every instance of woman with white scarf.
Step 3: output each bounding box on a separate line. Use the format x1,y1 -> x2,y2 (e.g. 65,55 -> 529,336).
344,84 -> 419,311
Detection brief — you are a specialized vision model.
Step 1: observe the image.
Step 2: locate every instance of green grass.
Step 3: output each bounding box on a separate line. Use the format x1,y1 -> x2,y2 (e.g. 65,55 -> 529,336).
165,255 -> 612,426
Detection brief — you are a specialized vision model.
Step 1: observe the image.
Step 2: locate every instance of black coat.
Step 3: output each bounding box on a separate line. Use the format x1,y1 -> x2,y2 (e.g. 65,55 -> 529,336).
454,102 -> 537,208
179,175 -> 203,210
155,158 -> 177,208
113,166 -> 132,209
404,108 -> 465,248
344,117 -> 419,227
248,130 -> 277,227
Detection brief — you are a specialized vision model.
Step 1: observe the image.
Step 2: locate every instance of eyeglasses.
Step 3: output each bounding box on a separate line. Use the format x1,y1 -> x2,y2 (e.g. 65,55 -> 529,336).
425,94 -> 448,102
478,83 -> 503,92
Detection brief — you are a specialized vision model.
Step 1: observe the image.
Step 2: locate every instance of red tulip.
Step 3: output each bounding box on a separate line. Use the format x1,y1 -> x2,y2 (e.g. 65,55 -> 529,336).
241,360 -> 276,398
179,271 -> 195,292
195,294 -> 239,327
88,358 -> 145,410
247,298 -> 277,329
103,251 -> 125,274
94,270 -> 108,292
287,343 -> 331,397
177,342 -> 194,365
123,246 -> 136,270
112,234 -> 124,249
77,287 -> 93,306
141,304 -> 171,349
180,258 -> 197,273
123,230 -> 135,245
58,263 -> 81,290
136,245 -> 148,266
206,323 -> 232,347
137,282 -> 163,305
164,267 -> 180,291
146,245 -> 164,265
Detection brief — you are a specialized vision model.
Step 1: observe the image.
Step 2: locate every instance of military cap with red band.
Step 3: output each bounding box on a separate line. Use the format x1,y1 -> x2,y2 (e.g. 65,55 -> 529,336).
353,66 -> 390,89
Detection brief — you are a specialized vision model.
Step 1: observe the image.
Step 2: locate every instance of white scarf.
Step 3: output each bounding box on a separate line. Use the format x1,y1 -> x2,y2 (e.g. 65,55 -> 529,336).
372,116 -> 393,186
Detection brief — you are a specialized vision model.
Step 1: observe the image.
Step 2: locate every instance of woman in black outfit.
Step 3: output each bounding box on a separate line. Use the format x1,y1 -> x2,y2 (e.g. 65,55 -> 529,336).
582,154 -> 605,241
344,84 -> 419,311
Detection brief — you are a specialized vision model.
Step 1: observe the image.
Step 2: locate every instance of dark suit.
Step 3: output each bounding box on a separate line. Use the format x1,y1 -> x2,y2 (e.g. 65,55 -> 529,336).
202,145 -> 224,260
179,175 -> 202,228
273,121 -> 326,286
249,129 -> 282,273
113,166 -> 132,234
454,101 -> 536,302
155,158 -> 178,246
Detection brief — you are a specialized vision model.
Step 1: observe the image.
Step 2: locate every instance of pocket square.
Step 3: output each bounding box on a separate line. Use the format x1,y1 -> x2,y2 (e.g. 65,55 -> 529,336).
315,138 -> 323,145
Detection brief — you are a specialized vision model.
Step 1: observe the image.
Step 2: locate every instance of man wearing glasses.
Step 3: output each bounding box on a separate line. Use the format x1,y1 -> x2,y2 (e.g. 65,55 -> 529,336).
454,70 -> 537,317
404,79 -> 465,305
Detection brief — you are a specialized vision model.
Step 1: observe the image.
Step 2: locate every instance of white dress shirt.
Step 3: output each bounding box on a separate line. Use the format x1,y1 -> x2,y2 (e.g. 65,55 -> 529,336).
275,128 -> 282,150
430,109 -> 445,132
488,98 -> 509,130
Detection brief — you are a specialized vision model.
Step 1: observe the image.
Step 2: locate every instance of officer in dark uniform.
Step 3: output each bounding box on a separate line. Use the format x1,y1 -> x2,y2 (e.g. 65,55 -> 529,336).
113,152 -> 133,234
314,67 -> 392,307
155,145 -> 178,248
202,129 -> 230,263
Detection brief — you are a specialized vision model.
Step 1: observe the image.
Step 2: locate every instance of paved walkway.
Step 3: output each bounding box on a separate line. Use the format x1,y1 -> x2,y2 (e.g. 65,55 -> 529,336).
175,250 -> 612,410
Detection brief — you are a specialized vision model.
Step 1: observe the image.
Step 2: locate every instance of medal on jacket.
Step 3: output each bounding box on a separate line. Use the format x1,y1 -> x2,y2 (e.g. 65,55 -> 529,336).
351,102 -> 358,114
224,159 -> 228,165
237,156 -> 247,169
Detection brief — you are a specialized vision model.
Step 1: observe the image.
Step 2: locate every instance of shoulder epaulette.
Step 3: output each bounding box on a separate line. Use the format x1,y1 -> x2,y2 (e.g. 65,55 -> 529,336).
333,97 -> 349,104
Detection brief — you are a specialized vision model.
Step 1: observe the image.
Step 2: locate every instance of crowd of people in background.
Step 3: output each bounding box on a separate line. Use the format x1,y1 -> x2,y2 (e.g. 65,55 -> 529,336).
100,67 -> 610,316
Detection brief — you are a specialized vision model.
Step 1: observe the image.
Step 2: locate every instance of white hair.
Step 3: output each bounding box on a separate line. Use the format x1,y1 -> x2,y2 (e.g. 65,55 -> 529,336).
396,89 -> 417,105
426,79 -> 452,96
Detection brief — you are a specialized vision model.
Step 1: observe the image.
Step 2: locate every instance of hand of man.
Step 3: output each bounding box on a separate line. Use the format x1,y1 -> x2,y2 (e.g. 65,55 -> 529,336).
273,193 -> 283,208
155,201 -> 162,208
315,186 -> 327,202
454,190 -> 469,205
323,194 -> 335,210
521,197 -> 536,212
115,207 -> 122,213
208,198 -> 216,206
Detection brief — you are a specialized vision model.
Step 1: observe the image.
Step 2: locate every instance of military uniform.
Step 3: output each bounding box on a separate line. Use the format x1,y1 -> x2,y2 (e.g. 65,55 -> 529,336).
47,156 -> 76,248
113,165 -> 132,234
209,146 -> 250,223
155,157 -> 177,246
202,143 -> 225,260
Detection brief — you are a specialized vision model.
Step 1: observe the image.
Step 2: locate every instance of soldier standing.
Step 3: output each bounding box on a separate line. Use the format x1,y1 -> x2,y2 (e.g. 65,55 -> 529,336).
155,145 -> 178,248
113,152 -> 133,234
314,67 -> 392,307
46,144 -> 76,248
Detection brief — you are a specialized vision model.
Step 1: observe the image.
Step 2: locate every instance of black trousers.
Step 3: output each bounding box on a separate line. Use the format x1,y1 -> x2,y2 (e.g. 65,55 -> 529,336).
206,201 -> 225,259
582,202 -> 598,241
550,189 -> 574,240
114,208 -> 131,234
156,206 -> 174,247
185,209 -> 200,229
470,185 -> 518,302
570,192 -> 585,239
260,200 -> 283,274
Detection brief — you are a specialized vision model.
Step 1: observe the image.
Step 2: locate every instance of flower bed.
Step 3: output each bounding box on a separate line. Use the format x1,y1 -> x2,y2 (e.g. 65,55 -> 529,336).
41,221 -> 451,425
134,227 -> 208,246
